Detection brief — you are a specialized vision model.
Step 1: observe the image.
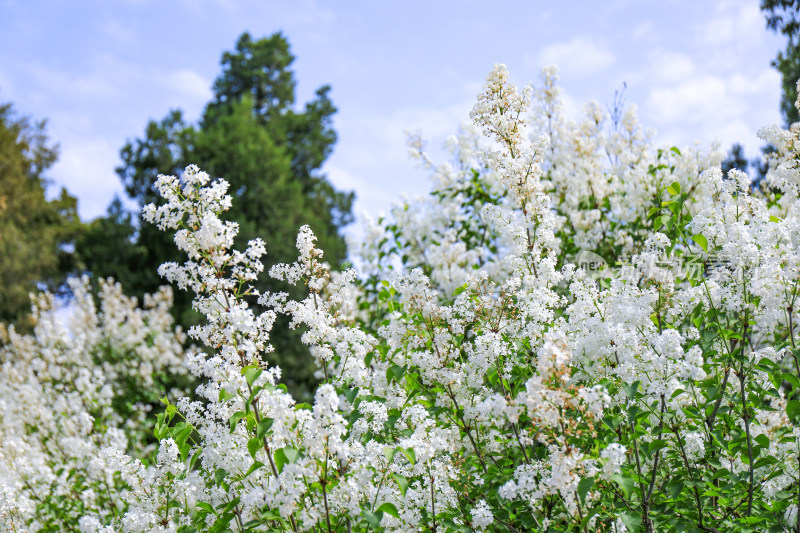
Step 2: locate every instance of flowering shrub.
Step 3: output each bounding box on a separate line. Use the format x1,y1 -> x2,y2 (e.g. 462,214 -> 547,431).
0,277 -> 191,531
9,63 -> 800,532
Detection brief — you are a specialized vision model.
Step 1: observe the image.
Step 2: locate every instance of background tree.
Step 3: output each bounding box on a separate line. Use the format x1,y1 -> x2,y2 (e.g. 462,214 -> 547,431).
0,102 -> 81,328
78,32 -> 354,399
721,142 -> 750,178
762,0 -> 800,126
77,111 -> 198,328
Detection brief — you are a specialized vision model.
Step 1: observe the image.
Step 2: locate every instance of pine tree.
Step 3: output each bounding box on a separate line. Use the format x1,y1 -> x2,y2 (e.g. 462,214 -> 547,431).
0,102 -> 81,327
763,0 -> 800,125
78,33 -> 353,399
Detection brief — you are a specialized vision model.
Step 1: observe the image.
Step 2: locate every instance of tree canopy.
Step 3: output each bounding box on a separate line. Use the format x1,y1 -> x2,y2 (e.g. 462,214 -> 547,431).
0,102 -> 81,327
78,32 -> 354,398
763,0 -> 800,125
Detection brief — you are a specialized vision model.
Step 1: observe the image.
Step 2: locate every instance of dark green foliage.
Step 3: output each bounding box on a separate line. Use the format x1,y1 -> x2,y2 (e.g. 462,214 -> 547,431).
77,32 -> 354,399
752,143 -> 777,188
118,109 -> 196,208
762,0 -> 800,125
0,102 -> 81,327
209,32 -> 296,119
80,111 -> 200,328
721,143 -> 750,179
776,48 -> 800,126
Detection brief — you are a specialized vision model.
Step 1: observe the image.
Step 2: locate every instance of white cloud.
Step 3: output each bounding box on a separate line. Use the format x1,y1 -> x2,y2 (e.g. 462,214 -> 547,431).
325,164 -> 361,193
648,75 -> 736,124
538,38 -> 615,77
0,68 -> 15,100
338,97 -> 474,168
165,69 -> 212,104
50,138 -> 124,221
646,65 -> 781,124
728,69 -> 781,96
700,0 -> 764,46
28,66 -> 117,100
328,85 -> 477,219
632,20 -> 656,41
101,18 -> 139,46
691,0 -> 777,74
643,62 -> 781,162
650,51 -> 696,84
325,163 -> 388,220
637,0 -> 781,161
22,53 -> 145,108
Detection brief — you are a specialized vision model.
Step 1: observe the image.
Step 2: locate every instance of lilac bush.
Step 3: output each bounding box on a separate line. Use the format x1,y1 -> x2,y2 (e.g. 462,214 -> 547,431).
5,64 -> 800,532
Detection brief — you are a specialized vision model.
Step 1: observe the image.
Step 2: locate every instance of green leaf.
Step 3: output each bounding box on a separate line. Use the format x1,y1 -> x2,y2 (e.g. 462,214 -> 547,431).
770,215 -> 781,223
393,473 -> 409,497
621,511 -> 643,533
174,424 -> 193,448
274,447 -> 300,474
208,513 -> 235,533
189,448 -> 203,470
577,477 -> 594,504
383,445 -> 397,463
377,502 -> 400,519
399,447 -> 416,465
623,381 -> 640,400
645,439 -> 669,457
787,400 -> 800,422
691,234 -> 708,252
218,388 -> 234,403
155,422 -> 169,440
282,447 -> 299,463
783,372 -> 800,390
670,146 -> 682,157
754,433 -> 770,448
611,474 -> 635,499
242,365 -> 262,387
220,497 -> 240,514
245,411 -> 256,432
274,449 -> 287,473
256,418 -> 274,439
343,386 -> 359,404
247,438 -> 261,460
196,502 -> 214,513
667,181 -> 681,195
386,364 -> 406,383
261,509 -> 281,521
243,461 -> 263,479
363,510 -> 383,528
247,385 -> 263,404
229,411 -> 245,433
214,468 -> 227,486
654,217 -> 663,231
666,481 -> 683,500
667,200 -> 681,216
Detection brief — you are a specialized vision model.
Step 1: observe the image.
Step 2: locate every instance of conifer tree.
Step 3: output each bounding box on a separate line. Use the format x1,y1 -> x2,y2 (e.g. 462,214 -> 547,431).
78,33 -> 353,398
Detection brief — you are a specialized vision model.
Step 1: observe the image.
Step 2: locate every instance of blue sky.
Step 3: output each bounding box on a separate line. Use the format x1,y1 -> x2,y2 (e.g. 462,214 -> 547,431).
0,0 -> 786,231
